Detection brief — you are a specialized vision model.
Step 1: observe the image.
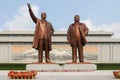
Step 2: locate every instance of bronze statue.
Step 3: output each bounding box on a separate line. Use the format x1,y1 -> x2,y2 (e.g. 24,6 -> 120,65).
67,15 -> 89,62
27,3 -> 54,63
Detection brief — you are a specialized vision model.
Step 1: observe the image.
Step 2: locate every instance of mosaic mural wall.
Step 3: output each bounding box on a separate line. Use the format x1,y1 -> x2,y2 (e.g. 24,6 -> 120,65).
11,45 -> 98,63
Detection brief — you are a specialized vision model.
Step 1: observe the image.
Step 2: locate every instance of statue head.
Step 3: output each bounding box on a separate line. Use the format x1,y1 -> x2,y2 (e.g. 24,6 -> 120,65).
74,15 -> 80,22
41,12 -> 47,20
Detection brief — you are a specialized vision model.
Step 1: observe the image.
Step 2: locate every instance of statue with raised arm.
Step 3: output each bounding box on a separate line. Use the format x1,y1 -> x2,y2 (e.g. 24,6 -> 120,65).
27,3 -> 54,63
67,15 -> 89,63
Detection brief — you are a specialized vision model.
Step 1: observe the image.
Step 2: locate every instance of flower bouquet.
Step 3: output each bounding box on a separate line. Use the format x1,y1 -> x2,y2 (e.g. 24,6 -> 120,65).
8,70 -> 37,79
113,70 -> 120,78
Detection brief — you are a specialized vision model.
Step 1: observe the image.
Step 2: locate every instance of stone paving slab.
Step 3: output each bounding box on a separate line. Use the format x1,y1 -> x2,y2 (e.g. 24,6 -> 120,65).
0,70 -> 117,80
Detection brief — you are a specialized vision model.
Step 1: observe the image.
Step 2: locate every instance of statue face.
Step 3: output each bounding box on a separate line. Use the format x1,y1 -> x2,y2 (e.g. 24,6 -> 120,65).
74,15 -> 80,22
41,12 -> 46,19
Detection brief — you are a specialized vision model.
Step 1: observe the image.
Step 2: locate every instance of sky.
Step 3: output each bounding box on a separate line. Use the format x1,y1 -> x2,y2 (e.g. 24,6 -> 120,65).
0,0 -> 120,38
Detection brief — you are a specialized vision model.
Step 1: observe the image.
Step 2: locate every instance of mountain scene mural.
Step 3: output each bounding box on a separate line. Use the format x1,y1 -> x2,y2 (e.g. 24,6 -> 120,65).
12,49 -> 97,63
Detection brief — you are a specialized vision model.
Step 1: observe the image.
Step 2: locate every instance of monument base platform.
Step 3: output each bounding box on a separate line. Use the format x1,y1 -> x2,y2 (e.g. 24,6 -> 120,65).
26,63 -> 96,72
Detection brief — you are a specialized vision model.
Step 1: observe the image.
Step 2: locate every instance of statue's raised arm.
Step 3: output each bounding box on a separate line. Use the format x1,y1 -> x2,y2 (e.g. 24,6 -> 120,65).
27,3 -> 37,23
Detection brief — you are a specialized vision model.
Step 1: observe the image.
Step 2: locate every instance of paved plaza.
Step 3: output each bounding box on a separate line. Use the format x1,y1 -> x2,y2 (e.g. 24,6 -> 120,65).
0,70 -> 118,80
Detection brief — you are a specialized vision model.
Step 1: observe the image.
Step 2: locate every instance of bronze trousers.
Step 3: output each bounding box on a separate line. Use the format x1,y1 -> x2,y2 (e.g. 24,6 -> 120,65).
72,39 -> 83,62
38,39 -> 50,63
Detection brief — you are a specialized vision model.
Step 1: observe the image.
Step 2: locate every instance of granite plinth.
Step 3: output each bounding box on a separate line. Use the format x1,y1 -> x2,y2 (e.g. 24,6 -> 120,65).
26,62 -> 96,72
64,63 -> 96,71
26,63 -> 62,71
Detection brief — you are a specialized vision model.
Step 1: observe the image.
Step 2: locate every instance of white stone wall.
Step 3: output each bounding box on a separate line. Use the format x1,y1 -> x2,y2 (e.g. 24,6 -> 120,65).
112,45 -> 120,62
0,45 -> 11,63
0,31 -> 120,63
0,44 -> 120,63
98,45 -> 120,63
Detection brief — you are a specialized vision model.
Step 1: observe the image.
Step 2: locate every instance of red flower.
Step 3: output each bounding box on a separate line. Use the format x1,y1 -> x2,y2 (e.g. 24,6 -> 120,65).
8,70 -> 37,79
113,71 -> 120,78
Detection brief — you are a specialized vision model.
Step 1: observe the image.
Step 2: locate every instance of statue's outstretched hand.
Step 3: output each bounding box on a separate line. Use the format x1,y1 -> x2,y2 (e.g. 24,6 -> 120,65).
27,3 -> 31,9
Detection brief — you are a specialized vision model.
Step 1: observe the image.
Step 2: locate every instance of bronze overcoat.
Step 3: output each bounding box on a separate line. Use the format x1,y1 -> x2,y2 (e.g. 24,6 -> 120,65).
67,22 -> 89,46
32,19 -> 54,51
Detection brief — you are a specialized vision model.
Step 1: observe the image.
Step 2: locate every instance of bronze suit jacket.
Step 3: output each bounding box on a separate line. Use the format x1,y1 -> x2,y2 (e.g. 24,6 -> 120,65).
67,22 -> 89,46
32,19 -> 54,51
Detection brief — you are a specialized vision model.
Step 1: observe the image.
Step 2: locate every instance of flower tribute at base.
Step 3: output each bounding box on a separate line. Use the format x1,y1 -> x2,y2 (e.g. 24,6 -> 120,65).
8,70 -> 37,79
113,70 -> 120,78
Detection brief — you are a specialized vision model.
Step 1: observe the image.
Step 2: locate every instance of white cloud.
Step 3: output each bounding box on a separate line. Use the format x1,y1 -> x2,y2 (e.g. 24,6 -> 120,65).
4,4 -> 39,31
82,18 -> 97,31
83,18 -> 120,38
97,22 -> 120,38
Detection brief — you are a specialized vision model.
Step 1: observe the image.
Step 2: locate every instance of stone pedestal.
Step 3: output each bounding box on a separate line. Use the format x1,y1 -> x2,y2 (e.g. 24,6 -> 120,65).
26,63 -> 63,71
63,63 -> 96,71
26,63 -> 96,72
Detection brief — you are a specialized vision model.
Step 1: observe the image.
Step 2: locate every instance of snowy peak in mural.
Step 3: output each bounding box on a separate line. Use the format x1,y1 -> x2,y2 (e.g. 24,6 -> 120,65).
12,49 -> 97,63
